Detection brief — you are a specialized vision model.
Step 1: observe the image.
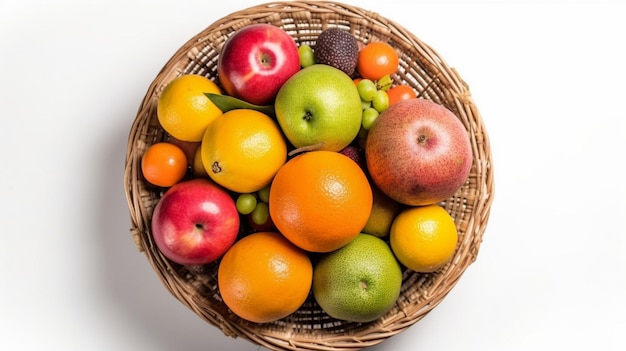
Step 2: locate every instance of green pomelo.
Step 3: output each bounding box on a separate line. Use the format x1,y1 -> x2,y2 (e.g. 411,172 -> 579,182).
312,233 -> 402,323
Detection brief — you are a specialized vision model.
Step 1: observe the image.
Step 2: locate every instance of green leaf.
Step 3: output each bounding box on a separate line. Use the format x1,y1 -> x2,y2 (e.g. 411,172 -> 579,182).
205,93 -> 275,117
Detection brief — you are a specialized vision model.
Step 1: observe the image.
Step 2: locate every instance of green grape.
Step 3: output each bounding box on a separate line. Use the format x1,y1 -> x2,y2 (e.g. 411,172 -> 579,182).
250,201 -> 270,225
357,79 -> 377,102
361,107 -> 379,130
298,45 -> 315,68
372,89 -> 389,113
236,193 -> 257,215
376,74 -> 393,91
257,184 -> 271,203
361,99 -> 372,110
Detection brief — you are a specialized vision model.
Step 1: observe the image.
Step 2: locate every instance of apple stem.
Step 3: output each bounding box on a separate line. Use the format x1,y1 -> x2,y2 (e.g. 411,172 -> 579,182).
287,142 -> 326,157
417,135 -> 427,144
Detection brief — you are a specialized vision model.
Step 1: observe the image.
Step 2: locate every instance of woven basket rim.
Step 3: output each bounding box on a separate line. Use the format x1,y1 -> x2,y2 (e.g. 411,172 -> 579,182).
123,1 -> 495,350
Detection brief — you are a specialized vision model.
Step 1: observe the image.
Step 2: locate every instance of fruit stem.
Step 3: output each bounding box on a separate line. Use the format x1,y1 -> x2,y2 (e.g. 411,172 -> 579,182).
287,142 -> 326,157
303,111 -> 313,121
211,161 -> 222,174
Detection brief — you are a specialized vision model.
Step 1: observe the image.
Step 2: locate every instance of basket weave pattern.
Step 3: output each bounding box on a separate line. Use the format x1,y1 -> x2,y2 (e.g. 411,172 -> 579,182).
124,1 -> 494,350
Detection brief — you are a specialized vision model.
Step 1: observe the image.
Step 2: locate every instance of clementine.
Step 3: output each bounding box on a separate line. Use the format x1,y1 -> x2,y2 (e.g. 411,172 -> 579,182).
386,84 -> 417,106
356,42 -> 399,81
141,142 -> 188,187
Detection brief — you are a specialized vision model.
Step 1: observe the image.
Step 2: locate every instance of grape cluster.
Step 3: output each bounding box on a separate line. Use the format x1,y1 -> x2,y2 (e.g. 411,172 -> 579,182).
298,42 -> 392,131
235,184 -> 271,226
356,75 -> 392,130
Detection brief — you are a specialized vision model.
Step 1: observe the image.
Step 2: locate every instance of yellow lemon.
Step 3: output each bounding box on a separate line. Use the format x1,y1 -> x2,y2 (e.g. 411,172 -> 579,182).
157,74 -> 222,142
389,205 -> 458,273
201,109 -> 287,193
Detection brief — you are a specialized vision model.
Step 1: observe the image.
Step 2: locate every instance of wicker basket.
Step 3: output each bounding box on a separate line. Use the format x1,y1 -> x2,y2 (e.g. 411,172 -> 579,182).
124,1 -> 494,350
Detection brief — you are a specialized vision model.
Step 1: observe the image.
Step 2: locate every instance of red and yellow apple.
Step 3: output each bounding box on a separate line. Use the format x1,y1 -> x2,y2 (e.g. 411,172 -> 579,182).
151,178 -> 240,265
217,23 -> 301,106
365,98 -> 473,206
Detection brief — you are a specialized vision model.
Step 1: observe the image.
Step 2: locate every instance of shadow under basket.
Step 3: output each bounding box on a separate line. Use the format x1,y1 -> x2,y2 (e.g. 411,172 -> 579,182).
123,1 -> 495,350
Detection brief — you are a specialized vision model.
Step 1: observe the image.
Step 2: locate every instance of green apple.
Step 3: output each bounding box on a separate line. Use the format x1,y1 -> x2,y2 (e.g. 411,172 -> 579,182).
274,64 -> 362,152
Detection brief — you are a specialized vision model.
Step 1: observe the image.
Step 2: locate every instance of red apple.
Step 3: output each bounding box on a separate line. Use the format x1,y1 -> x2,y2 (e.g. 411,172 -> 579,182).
217,23 -> 301,106
365,98 -> 473,206
151,178 -> 240,265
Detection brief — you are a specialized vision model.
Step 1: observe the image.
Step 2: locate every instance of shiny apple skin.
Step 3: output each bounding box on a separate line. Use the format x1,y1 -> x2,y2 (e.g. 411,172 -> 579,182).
151,178 -> 240,266
217,23 -> 301,106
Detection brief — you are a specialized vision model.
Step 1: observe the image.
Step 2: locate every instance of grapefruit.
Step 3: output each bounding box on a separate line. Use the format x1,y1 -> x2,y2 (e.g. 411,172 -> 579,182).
312,233 -> 402,323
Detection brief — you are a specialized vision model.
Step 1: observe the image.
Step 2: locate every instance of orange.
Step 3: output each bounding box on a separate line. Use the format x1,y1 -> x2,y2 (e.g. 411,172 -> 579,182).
389,205 -> 458,273
269,150 -> 373,253
201,109 -> 287,193
217,231 -> 313,324
157,74 -> 222,142
141,142 -> 188,187
386,84 -> 417,106
356,42 -> 399,81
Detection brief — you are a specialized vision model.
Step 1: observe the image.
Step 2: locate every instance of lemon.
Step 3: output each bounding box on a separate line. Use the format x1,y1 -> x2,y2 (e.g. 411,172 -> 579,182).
389,205 -> 458,273
157,74 -> 222,142
201,109 -> 287,193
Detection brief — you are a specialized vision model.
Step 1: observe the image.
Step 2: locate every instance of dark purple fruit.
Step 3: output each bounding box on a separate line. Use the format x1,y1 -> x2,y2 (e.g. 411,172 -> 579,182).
314,28 -> 359,76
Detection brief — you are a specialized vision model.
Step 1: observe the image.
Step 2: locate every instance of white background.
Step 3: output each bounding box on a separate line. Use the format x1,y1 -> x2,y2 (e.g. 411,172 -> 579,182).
1,0 -> 624,350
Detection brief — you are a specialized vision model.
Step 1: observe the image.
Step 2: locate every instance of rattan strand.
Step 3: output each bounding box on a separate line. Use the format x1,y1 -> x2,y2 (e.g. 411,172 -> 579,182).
124,1 -> 494,350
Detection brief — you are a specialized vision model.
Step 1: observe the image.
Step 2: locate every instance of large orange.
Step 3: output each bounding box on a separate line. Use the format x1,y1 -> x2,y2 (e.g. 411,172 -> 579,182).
217,232 -> 312,324
269,150 -> 373,253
